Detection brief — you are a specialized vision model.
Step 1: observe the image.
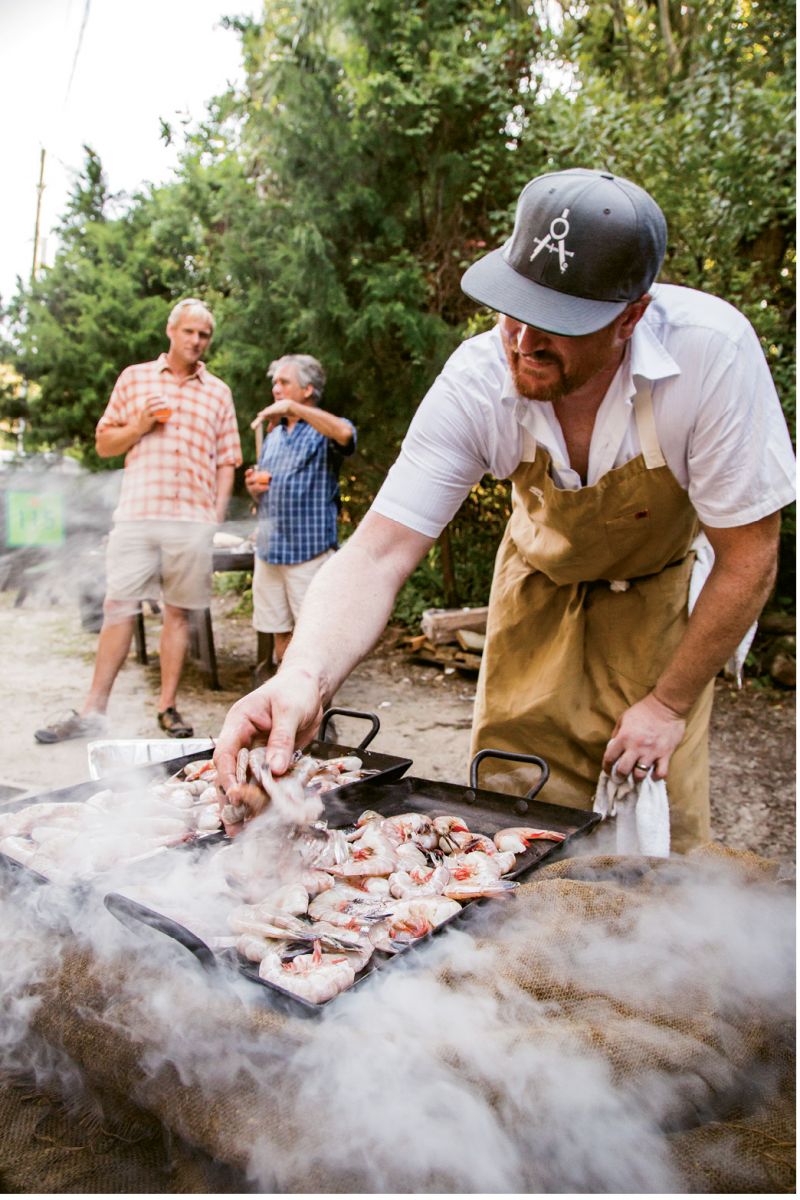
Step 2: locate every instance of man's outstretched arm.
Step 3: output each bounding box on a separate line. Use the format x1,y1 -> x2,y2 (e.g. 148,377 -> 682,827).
213,512 -> 434,792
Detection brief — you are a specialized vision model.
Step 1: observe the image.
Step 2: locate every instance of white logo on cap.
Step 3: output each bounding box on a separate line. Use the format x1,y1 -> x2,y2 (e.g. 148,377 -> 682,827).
530,208 -> 574,274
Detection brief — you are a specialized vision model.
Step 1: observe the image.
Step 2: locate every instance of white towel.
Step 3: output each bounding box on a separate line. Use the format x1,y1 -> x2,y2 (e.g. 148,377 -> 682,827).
592,769 -> 671,858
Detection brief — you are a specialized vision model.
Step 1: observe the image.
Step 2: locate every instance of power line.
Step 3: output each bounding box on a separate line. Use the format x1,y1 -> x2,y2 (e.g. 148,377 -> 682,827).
64,0 -> 91,104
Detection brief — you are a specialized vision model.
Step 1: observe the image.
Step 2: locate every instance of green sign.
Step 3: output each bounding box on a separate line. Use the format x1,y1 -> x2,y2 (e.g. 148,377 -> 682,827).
6,490 -> 65,547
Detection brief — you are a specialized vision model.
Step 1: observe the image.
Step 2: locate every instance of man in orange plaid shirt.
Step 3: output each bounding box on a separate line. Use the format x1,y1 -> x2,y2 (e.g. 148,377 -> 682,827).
35,298 -> 242,742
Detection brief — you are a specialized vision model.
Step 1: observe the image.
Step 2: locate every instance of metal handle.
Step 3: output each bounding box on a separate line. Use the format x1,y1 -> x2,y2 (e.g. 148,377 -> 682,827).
104,893 -> 218,969
319,707 -> 380,751
469,748 -> 550,800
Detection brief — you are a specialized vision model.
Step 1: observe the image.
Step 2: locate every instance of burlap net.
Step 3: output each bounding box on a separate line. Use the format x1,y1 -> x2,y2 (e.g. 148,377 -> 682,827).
0,843 -> 794,1193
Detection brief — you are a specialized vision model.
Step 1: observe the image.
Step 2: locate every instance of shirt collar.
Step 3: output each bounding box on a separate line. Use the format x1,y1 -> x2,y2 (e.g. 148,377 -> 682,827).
628,299 -> 681,388
157,352 -> 206,381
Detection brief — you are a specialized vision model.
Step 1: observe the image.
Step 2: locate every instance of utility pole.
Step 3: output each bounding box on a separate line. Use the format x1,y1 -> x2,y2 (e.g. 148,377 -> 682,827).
31,148 -> 46,286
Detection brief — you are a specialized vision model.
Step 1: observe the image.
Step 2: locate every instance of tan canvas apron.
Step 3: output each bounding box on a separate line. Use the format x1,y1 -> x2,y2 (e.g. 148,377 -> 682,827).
471,383 -> 713,852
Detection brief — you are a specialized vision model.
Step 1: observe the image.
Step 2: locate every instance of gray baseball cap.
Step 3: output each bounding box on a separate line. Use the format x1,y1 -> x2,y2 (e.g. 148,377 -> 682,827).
461,168 -> 667,336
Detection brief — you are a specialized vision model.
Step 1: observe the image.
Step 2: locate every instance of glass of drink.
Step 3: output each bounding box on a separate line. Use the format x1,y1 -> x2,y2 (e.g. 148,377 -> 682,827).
253,469 -> 271,486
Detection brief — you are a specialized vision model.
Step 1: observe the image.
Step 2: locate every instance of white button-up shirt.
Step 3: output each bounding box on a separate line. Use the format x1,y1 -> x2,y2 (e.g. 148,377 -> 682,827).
373,283 -> 795,537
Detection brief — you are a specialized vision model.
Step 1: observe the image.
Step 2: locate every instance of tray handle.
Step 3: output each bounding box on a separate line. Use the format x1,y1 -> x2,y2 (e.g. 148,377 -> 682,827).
104,893 -> 218,969
319,707 -> 380,751
469,748 -> 550,801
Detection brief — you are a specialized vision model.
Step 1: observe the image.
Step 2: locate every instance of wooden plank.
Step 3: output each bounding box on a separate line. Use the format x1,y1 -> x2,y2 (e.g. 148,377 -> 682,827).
400,633 -> 429,652
421,606 -> 489,644
455,629 -> 486,652
452,650 -> 483,672
406,641 -> 462,670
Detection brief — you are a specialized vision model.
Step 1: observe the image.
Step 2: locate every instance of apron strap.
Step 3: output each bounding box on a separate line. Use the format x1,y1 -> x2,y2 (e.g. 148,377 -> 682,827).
520,427 -> 537,463
633,380 -> 666,469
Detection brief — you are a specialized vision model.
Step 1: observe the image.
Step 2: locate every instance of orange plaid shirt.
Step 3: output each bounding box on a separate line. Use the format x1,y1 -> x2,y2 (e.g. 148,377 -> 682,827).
97,355 -> 242,523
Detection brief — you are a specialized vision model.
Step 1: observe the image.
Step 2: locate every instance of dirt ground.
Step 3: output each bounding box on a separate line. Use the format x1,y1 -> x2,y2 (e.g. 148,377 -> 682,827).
1,588 -> 795,873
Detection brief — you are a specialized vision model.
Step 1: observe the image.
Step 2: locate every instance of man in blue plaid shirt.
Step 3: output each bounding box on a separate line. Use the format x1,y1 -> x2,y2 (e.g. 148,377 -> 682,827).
246,354 -> 356,673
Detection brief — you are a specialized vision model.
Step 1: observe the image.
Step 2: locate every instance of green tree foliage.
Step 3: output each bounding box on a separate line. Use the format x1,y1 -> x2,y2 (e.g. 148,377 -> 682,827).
194,0 -> 543,497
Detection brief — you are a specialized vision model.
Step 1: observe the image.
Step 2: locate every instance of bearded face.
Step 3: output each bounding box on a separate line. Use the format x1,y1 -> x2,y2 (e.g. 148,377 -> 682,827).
498,307 -> 643,404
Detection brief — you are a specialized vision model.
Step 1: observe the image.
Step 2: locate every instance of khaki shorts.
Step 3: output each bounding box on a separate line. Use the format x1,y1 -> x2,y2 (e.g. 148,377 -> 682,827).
105,520 -> 214,610
252,550 -> 334,633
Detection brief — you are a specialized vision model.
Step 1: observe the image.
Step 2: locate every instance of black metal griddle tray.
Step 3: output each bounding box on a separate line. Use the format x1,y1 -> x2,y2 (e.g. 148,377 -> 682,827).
104,749 -> 601,1019
0,708 -> 412,891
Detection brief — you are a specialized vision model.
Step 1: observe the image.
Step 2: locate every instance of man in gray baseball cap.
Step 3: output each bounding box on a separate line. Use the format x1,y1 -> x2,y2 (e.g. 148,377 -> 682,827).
213,167 -> 794,854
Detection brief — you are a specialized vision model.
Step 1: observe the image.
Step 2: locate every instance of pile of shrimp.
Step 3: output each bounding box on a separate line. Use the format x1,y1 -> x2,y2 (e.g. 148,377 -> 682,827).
0,758 -> 221,884
220,747 -> 377,827
215,809 -> 566,1004
0,748 -> 376,886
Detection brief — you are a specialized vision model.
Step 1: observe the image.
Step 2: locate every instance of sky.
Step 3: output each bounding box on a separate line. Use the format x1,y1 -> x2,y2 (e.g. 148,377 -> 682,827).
0,0 -> 262,307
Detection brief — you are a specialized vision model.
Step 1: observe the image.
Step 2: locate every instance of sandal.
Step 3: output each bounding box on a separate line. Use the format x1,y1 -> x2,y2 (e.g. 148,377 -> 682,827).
157,707 -> 194,738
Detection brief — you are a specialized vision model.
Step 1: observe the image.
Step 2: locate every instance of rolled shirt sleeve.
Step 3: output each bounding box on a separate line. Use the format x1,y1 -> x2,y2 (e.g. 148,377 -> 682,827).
373,330 -> 517,537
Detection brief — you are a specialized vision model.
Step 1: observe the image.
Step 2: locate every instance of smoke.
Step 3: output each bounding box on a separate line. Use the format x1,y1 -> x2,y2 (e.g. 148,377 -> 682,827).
0,459 -> 122,611
0,456 -> 253,616
0,811 -> 794,1193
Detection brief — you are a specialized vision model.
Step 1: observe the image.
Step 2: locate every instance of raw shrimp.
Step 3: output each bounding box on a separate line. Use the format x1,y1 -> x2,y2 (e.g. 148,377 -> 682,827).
346,810 -> 384,840
352,811 -> 386,830
388,864 -> 450,899
394,842 -> 428,868
228,905 -> 358,952
308,886 -> 394,927
352,875 -> 391,896
0,802 -> 86,839
433,814 -> 473,854
441,851 -> 517,900
493,826 -> 566,853
236,933 -> 281,963
183,759 -> 216,782
195,804 -> 223,833
258,940 -> 355,1004
262,882 -> 310,916
307,828 -> 351,871
330,826 -> 398,877
456,833 -> 500,856
369,896 -> 461,953
381,813 -> 439,850
301,868 -> 336,897
324,756 -> 364,773
492,850 -> 517,874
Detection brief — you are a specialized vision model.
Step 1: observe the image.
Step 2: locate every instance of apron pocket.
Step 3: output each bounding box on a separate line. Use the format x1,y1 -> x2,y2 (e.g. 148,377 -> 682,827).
604,507 -> 654,563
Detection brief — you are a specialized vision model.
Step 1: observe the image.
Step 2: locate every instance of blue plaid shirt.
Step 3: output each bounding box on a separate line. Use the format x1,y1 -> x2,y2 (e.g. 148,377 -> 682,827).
255,418 -> 356,564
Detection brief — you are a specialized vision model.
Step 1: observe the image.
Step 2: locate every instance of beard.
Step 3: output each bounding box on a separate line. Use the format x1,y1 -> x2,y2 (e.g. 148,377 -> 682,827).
506,346 -> 573,403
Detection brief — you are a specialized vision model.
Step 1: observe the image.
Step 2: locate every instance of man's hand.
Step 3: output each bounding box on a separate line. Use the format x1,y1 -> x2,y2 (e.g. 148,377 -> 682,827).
244,466 -> 271,499
137,394 -> 168,435
250,399 -> 294,432
602,692 -> 686,782
213,665 -> 325,799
